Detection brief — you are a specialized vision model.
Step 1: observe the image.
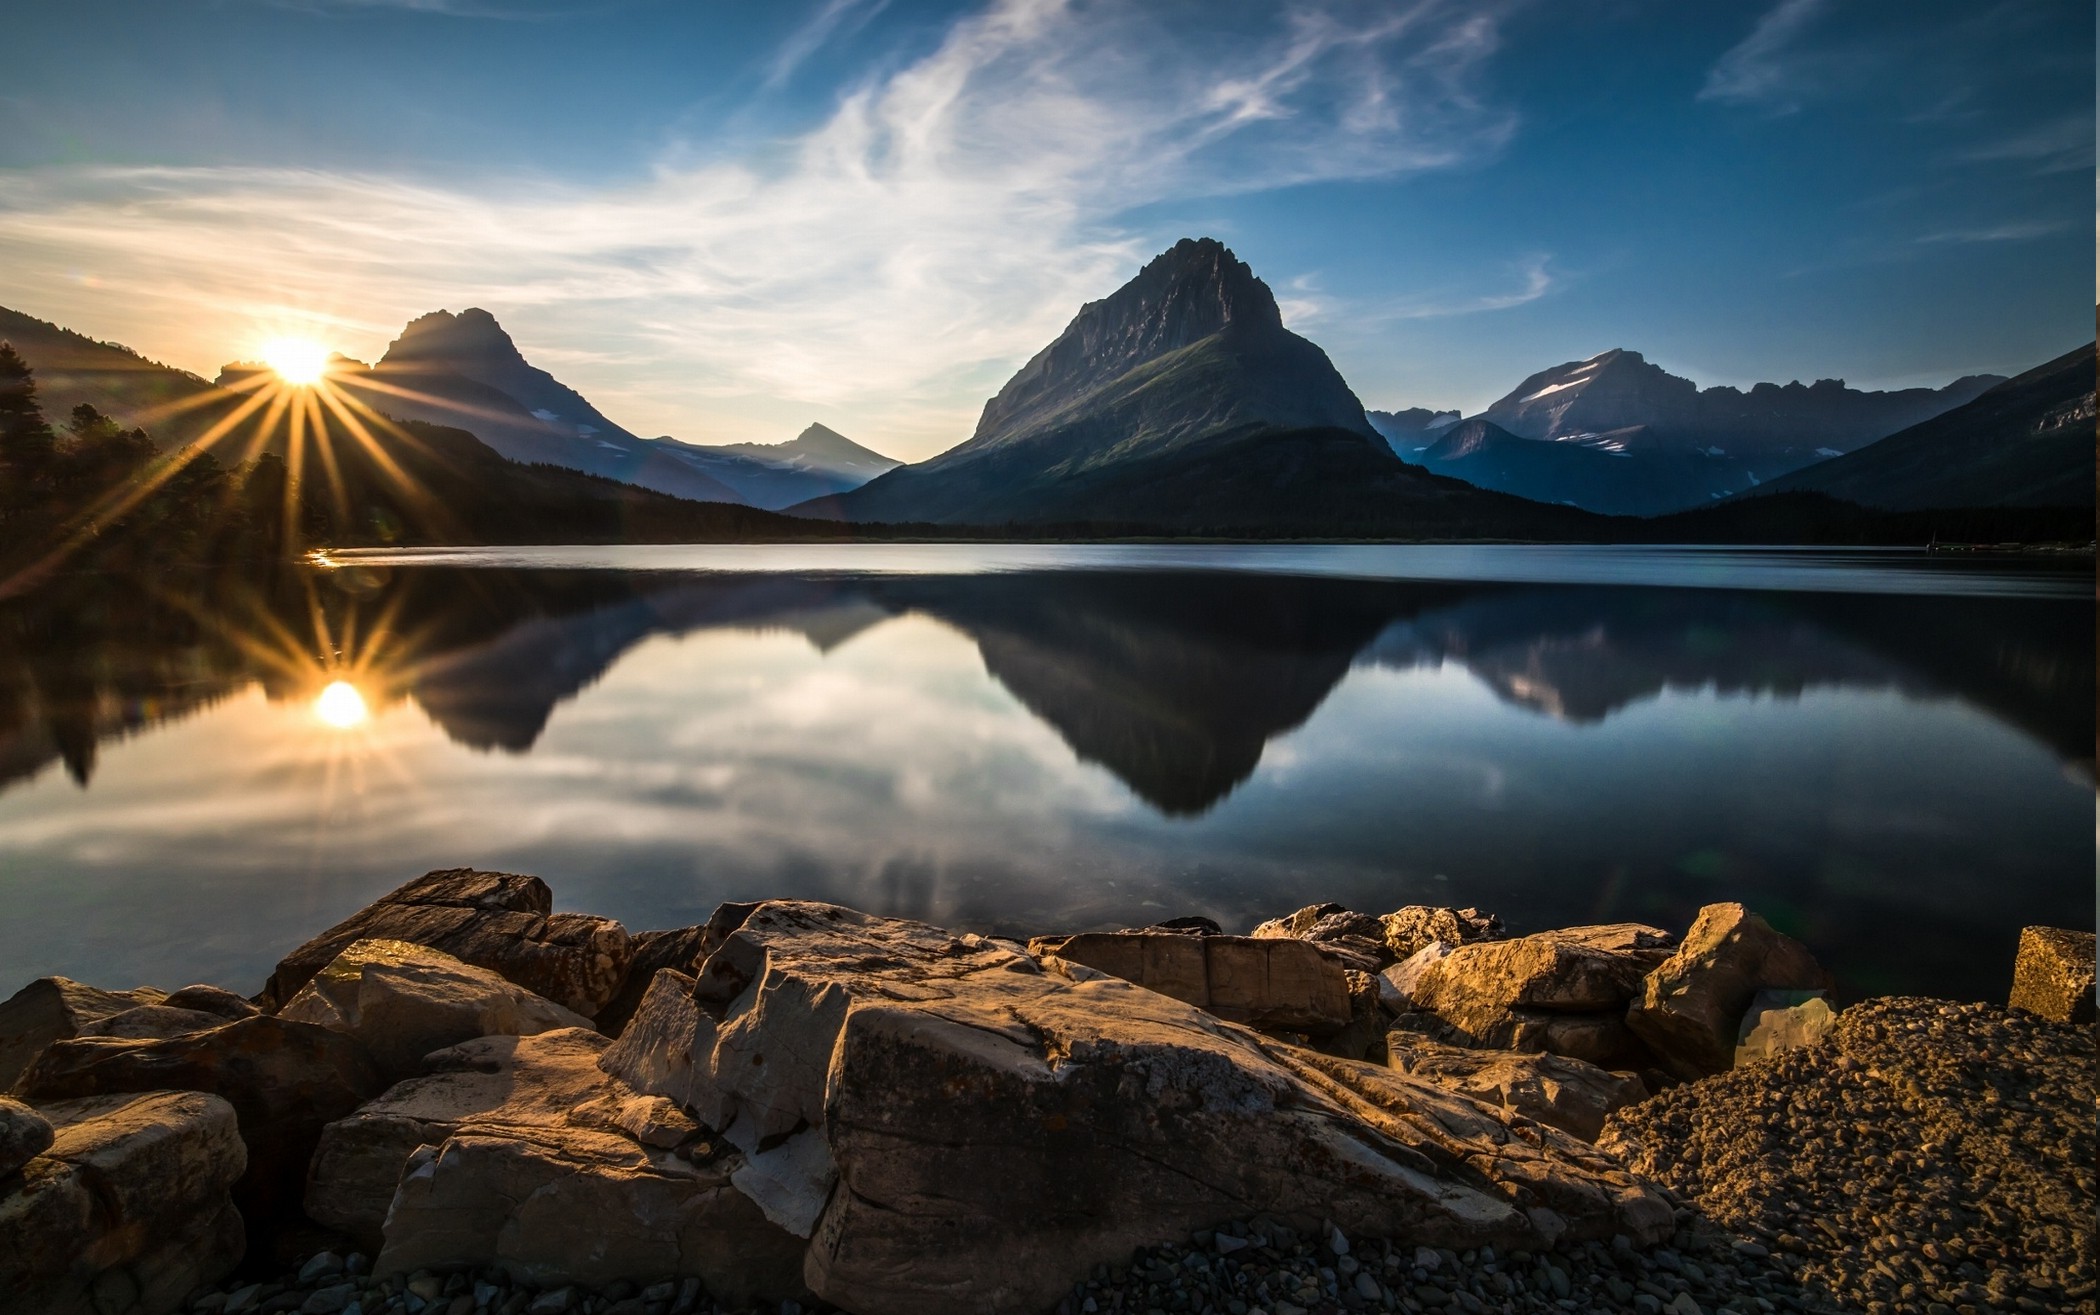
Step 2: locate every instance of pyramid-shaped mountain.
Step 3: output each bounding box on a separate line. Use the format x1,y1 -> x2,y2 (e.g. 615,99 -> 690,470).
802,238 -> 1483,528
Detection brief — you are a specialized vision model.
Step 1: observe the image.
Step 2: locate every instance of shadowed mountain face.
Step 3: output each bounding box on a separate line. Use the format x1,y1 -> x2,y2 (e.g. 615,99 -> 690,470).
6,564 -> 2087,814
1751,340 -> 2096,511
806,238 -> 1486,529
1403,417 -> 1752,517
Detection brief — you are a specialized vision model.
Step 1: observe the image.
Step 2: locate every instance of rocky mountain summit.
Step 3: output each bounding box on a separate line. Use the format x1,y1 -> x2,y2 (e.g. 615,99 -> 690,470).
1,871 -> 2090,1315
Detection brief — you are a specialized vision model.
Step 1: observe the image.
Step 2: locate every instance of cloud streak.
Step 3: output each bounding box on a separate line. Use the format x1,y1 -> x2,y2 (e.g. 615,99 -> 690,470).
0,0 -> 1519,459
1698,0 -> 1829,112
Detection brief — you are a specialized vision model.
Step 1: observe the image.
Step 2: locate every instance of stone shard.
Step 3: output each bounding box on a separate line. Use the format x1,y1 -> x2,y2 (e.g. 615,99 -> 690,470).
1,1093 -> 54,1176
1385,1035 -> 1647,1143
0,977 -> 166,1091
1032,931 -> 1351,1034
603,900 -> 1673,1315
2007,926 -> 2096,1025
1377,942 -> 1453,1012
596,927 -> 715,1037
1379,906 -> 1507,963
13,1015 -> 384,1246
1733,991 -> 1837,1067
259,868 -> 633,1018
280,938 -> 594,1082
1627,903 -> 1831,1080
0,1090 -> 247,1315
78,1004 -> 233,1042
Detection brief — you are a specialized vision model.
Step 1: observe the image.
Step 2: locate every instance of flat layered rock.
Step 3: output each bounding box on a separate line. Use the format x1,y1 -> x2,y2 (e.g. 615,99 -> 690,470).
14,1015 -> 383,1245
260,868 -> 633,1018
1031,930 -> 1351,1033
1385,1035 -> 1647,1142
1,1090 -> 246,1315
281,938 -> 593,1082
2008,925 -> 2096,1025
602,901 -> 1672,1315
0,977 -> 166,1090
1627,903 -> 1830,1079
1405,930 -> 1659,1071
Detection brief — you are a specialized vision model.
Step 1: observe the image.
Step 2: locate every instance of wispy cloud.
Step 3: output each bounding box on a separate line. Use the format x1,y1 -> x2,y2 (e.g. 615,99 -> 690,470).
765,0 -> 894,90
1916,219 -> 2073,245
0,0 -> 1519,459
250,0 -> 588,16
1698,0 -> 1829,113
1955,113 -> 2095,175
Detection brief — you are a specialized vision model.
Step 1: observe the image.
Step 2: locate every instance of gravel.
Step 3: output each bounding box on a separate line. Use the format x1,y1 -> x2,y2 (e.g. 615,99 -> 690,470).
1601,995 -> 2095,1315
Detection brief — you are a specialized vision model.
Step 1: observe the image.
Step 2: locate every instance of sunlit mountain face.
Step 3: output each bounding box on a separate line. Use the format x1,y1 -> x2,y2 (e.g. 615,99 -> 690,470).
0,553 -> 2087,1007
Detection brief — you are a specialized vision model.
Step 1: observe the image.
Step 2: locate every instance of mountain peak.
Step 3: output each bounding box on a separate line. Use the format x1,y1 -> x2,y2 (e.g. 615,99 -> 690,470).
383,307 -> 525,368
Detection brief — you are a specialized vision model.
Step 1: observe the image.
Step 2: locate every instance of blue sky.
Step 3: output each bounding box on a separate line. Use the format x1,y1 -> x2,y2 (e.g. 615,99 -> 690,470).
0,0 -> 2090,459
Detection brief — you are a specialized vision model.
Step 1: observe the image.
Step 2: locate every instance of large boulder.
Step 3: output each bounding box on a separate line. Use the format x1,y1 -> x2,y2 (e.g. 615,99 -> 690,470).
0,978 -> 166,1090
1379,906 -> 1507,961
1627,903 -> 1830,1079
1405,928 -> 1661,1068
1385,1036 -> 1647,1142
602,902 -> 1673,1315
280,938 -> 593,1082
1250,904 -> 1393,973
259,869 -> 633,1018
78,1006 -> 235,1043
1029,931 -> 1351,1033
306,1027 -> 806,1302
13,1016 -> 384,1244
1,1094 -> 54,1176
0,1090 -> 246,1315
2007,926 -> 2096,1025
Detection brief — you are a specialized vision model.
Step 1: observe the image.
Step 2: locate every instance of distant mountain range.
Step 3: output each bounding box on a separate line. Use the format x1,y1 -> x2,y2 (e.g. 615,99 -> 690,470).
653,423 -> 900,510
1374,349 -> 2008,515
794,238 -> 1583,534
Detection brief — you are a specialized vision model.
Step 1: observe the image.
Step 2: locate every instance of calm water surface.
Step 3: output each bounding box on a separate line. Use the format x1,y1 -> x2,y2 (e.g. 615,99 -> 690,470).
0,544 -> 2090,1003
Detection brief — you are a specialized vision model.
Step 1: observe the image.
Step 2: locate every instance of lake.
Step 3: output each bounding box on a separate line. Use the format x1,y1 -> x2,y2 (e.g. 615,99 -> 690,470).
0,544 -> 2090,1006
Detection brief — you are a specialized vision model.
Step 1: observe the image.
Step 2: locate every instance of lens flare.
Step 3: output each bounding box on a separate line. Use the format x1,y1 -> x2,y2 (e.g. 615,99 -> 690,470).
313,680 -> 368,728
260,337 -> 331,385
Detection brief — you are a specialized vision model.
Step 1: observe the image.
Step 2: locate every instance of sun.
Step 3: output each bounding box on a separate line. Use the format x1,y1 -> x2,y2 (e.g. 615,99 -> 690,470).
313,680 -> 369,728
259,337 -> 332,386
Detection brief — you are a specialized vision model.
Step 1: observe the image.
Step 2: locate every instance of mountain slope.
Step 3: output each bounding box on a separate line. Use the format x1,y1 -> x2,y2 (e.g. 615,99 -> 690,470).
0,305 -> 252,452
1406,417 -> 1753,516
1367,407 -> 1460,449
1482,348 -> 2003,464
652,423 -> 901,509
806,238 -> 1416,527
332,309 -> 744,504
1749,340 -> 2095,511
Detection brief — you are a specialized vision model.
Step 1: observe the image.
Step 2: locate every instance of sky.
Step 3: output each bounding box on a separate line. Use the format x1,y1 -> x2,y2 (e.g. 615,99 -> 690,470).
0,0 -> 2091,461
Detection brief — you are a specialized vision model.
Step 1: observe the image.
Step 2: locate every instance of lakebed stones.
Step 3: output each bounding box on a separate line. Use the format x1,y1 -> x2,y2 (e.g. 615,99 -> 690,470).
13,1014 -> 384,1238
1627,903 -> 1830,1079
1,1092 -> 54,1175
1602,996 -> 2096,1315
1384,1036 -> 1647,1143
280,938 -> 593,1082
2007,925 -> 2096,1024
260,868 -> 633,1018
0,977 -> 167,1090
1,1090 -> 247,1315
604,900 -> 1673,1315
1029,929 -> 1352,1033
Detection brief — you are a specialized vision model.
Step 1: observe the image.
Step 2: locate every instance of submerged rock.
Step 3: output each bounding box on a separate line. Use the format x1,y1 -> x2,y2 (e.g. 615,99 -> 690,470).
1627,903 -> 1830,1079
0,977 -> 167,1090
603,900 -> 1673,1315
280,938 -> 593,1082
1,1090 -> 247,1315
2008,925 -> 2096,1024
259,868 -> 633,1018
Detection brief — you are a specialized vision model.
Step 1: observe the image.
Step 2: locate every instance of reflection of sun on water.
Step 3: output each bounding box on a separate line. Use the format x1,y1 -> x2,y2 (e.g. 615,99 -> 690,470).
313,681 -> 368,728
259,337 -> 331,386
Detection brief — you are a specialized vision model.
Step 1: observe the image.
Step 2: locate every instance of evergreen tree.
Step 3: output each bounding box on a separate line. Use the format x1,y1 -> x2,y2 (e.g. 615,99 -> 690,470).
0,343 -> 56,494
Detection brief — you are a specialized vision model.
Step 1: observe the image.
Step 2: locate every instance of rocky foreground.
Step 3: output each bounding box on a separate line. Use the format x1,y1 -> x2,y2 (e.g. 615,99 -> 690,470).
1,870 -> 2091,1315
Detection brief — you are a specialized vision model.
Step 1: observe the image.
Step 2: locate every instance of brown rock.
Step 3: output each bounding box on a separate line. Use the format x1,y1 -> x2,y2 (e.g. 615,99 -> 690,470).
1533,923 -> 1677,965
1250,903 -> 1391,972
1626,903 -> 1831,1079
159,985 -> 261,1022
1411,931 -> 1655,1039
0,1090 -> 246,1315
14,1015 -> 384,1246
280,938 -> 593,1082
1379,906 -> 1506,961
259,868 -> 633,1018
1,1093 -> 53,1176
606,901 -> 1674,1315
1386,1035 -> 1647,1142
2007,925 -> 2096,1024
77,1005 -> 233,1042
0,978 -> 166,1091
1033,931 -> 1351,1034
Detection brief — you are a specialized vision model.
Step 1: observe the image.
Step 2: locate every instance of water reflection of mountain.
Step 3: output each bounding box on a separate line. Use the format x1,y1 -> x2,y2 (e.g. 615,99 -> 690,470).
0,566 -> 2089,810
